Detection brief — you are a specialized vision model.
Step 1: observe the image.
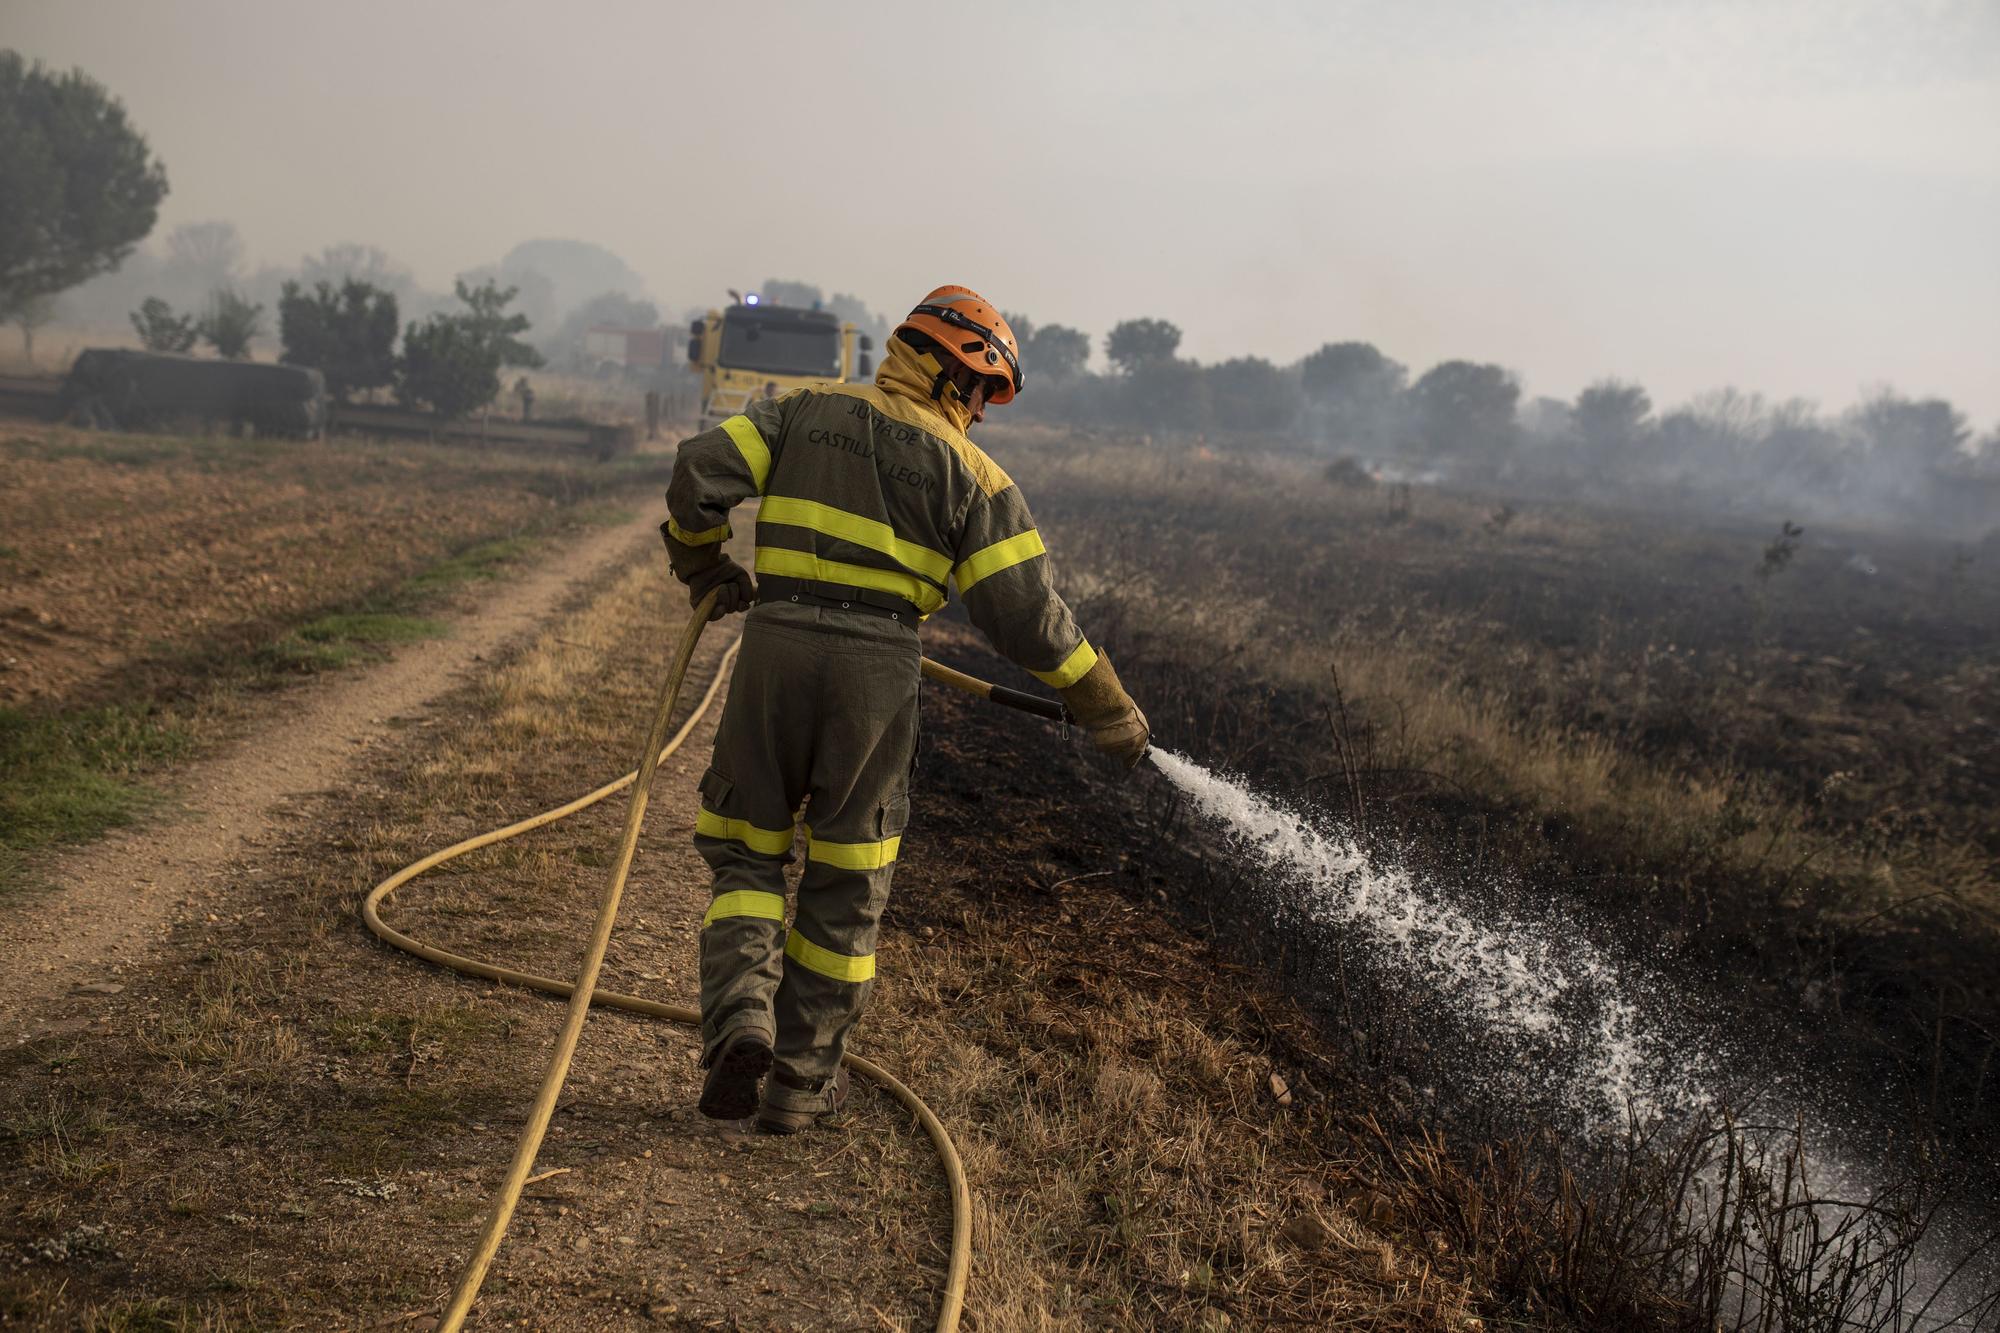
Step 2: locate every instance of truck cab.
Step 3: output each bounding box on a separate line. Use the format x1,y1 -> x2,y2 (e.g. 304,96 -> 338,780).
686,296 -> 873,428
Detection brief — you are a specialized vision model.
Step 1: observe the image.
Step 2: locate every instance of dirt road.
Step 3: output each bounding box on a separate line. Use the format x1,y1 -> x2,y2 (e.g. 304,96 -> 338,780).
0,510 -> 663,1042
2,521 -> 948,1329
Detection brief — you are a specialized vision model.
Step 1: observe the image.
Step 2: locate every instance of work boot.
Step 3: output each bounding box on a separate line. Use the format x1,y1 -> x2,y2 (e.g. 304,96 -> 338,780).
755,1065 -> 850,1135
698,1028 -> 774,1121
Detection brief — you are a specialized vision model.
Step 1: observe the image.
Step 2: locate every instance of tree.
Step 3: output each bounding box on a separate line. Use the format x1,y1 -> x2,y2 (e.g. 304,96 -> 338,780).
1104,318 -> 1182,374
1299,341 -> 1407,450
130,295 -> 197,352
1128,356 -> 1212,431
1679,387 -> 1770,472
1519,395 -> 1574,442
163,220 -> 243,291
1573,379 -> 1653,454
1205,356 -> 1299,432
1763,414 -> 1849,494
397,280 -> 543,419
1023,323 -> 1090,384
1851,392 -> 1968,469
398,316 -> 493,420
1409,360 -> 1519,456
199,287 -> 264,359
1120,356 -> 1208,428
456,278 -> 543,371
300,242 -> 415,295
279,279 -> 398,400
0,52 -> 168,327
456,262 -> 556,335
1301,341 -> 1405,402
10,292 -> 56,362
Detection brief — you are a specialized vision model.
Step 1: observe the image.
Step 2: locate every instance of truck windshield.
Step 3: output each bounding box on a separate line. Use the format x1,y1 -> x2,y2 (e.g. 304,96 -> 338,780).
719,311 -> 841,377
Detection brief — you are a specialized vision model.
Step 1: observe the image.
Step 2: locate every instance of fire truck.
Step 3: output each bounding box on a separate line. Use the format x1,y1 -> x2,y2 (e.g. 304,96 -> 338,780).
686,291 -> 873,428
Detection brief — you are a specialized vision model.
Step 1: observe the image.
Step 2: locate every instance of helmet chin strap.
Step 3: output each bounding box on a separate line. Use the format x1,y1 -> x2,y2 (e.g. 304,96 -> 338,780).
929,364 -> 984,421
913,344 -> 984,423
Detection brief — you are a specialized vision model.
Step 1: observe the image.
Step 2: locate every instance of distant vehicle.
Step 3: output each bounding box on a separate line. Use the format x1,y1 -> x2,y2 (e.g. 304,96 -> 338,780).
686,292 -> 872,428
61,350 -> 326,437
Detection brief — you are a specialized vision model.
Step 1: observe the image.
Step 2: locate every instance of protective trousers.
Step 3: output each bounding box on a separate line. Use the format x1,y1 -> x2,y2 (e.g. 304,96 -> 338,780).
693,601 -> 917,1089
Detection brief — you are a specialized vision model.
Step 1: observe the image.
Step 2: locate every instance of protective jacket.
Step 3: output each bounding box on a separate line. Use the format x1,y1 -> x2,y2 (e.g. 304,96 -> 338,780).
665,337 -> 1101,1097
664,337 -> 1100,689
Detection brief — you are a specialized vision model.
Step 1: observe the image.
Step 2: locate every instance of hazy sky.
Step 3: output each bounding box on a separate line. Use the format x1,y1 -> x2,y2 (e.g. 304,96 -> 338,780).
13,0 -> 2000,420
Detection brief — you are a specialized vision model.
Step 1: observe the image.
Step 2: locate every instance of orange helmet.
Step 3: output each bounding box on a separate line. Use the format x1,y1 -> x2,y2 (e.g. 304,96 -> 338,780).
895,285 -> 1023,404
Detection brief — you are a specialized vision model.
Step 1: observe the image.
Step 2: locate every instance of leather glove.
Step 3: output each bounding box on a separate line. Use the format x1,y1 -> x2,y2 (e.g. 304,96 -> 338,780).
687,554 -> 753,620
1059,651 -> 1151,770
661,520 -> 754,621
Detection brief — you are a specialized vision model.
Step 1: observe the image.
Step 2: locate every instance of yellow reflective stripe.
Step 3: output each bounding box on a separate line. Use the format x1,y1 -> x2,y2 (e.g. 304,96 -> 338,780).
720,415 -> 772,494
1031,639 -> 1098,689
784,929 -> 875,983
668,518 -> 732,547
806,832 -> 902,872
702,890 -> 786,927
695,807 -> 795,856
753,547 -> 947,614
954,528 -> 1046,593
759,496 -> 951,584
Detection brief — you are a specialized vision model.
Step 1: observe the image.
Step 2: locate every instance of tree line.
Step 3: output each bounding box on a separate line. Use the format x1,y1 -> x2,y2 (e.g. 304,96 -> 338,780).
998,310 -> 1997,532
121,276 -> 541,419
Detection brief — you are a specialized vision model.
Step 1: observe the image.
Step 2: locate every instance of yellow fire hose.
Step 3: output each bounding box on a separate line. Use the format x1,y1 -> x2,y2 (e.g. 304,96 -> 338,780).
362,583 -> 1071,1331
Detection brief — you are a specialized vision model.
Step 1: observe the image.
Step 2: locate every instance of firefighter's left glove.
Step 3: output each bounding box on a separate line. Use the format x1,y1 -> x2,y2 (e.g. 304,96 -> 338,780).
1059,651 -> 1151,771
663,521 -> 754,621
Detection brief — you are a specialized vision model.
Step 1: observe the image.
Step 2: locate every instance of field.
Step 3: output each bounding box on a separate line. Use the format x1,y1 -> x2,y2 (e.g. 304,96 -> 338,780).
993,425 -> 2000,1166
0,425 -> 674,891
1005,425 -> 1998,1105
2,416 -> 1996,1329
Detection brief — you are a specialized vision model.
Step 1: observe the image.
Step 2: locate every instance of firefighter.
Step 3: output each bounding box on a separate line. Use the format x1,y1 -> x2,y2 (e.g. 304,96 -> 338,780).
660,285 -> 1149,1133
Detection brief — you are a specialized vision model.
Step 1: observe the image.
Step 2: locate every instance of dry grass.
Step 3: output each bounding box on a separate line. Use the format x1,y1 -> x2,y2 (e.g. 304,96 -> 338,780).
865,902 -> 1486,1330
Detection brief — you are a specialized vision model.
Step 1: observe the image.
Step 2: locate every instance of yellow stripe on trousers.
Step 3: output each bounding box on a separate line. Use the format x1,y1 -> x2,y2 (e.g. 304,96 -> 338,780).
785,929 -> 875,983
805,832 -> 902,872
695,807 -> 795,856
702,890 -> 786,927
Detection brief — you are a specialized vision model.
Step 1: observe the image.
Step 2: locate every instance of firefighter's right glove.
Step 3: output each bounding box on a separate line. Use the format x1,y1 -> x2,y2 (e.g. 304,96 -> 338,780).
1059,652 -> 1151,770
662,521 -> 754,621
686,555 -> 753,620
